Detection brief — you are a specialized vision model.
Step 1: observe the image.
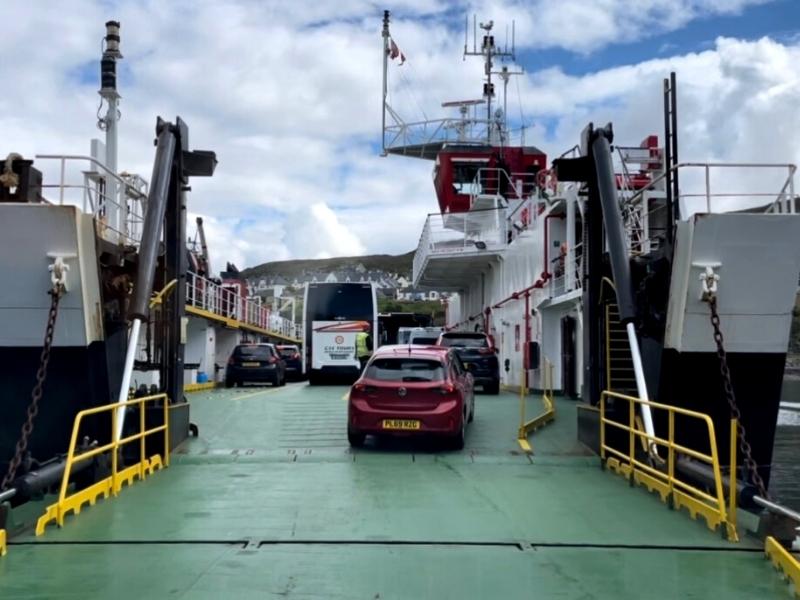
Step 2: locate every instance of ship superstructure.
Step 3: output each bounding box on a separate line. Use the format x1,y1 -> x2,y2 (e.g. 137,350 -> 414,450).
0,21 -> 299,512
384,11 -> 800,516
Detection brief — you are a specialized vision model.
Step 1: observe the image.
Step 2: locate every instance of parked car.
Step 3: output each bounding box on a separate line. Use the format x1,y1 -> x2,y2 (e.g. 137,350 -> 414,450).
407,326 -> 442,346
275,344 -> 303,380
347,345 -> 475,449
436,332 -> 500,394
225,343 -> 286,388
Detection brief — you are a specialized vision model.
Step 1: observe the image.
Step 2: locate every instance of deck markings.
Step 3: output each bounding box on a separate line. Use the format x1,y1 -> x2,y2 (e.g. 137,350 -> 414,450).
230,387 -> 284,401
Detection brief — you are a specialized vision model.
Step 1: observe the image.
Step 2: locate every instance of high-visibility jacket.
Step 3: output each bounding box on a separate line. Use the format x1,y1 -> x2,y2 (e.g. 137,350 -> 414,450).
356,332 -> 371,358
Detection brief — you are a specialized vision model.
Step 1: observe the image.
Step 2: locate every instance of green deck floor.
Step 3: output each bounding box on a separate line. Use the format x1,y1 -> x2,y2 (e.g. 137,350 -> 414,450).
0,384 -> 788,599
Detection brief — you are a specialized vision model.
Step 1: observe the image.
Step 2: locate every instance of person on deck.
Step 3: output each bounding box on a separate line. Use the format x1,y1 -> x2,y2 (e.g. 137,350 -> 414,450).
356,324 -> 373,371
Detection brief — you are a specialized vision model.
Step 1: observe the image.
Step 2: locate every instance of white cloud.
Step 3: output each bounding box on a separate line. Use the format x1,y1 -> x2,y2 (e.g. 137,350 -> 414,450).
285,203 -> 366,259
0,0 -> 796,271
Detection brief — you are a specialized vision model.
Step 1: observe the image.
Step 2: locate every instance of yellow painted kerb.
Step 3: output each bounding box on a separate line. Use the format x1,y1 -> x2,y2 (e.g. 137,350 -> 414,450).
0,528 -> 6,557
185,382 -> 218,393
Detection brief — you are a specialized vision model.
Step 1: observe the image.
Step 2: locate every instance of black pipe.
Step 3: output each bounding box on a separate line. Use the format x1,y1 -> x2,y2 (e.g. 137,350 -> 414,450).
590,124 -> 637,325
12,457 -> 93,501
675,458 -> 758,508
129,121 -> 177,321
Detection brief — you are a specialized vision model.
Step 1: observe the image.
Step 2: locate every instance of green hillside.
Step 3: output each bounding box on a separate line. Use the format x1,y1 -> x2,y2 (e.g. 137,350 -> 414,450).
241,251 -> 414,279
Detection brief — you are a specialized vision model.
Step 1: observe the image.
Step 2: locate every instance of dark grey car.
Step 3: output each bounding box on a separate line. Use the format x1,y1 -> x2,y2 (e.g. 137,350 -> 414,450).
225,343 -> 286,388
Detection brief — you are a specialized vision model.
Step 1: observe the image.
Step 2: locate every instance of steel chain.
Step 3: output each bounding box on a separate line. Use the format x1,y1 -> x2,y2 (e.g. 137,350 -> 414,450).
707,295 -> 769,499
0,283 -> 64,491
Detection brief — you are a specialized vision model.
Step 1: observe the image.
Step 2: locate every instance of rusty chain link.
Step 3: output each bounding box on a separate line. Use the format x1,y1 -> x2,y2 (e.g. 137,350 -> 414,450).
1,283 -> 64,491
707,295 -> 769,499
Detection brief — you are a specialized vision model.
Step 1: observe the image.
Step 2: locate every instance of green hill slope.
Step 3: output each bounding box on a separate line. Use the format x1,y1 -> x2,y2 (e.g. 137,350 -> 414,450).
241,251 -> 414,280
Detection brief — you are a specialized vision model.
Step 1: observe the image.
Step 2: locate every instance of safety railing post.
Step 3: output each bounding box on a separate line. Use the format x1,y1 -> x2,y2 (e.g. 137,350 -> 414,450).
707,415 -> 727,528
519,367 -> 526,433
59,158 -> 66,205
139,397 -> 146,480
164,396 -> 170,468
599,393 -> 606,462
728,418 -> 738,540
668,410 -> 675,507
111,408 -> 118,497
628,396 -> 635,485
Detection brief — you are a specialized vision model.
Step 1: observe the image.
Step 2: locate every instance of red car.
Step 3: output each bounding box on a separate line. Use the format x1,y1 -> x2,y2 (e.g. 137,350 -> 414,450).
347,345 -> 475,449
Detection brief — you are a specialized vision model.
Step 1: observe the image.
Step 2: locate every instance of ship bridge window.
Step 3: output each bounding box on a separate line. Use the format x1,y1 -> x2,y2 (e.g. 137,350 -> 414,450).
452,161 -> 487,195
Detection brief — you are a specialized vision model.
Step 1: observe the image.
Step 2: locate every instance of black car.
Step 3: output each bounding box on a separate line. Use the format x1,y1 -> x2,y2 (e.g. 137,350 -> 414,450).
225,343 -> 286,388
436,332 -> 500,394
275,344 -> 303,380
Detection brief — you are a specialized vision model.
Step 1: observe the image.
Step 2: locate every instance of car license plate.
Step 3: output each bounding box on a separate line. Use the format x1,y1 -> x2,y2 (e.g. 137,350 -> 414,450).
242,362 -> 260,367
382,419 -> 421,430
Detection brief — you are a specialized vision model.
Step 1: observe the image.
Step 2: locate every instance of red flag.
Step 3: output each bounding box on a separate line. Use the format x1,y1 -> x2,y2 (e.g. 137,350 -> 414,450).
399,52 -> 406,66
389,39 -> 399,59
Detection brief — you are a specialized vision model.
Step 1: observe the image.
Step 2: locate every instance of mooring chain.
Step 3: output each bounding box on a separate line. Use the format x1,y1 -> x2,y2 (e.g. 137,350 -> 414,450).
707,295 -> 769,500
0,283 -> 65,491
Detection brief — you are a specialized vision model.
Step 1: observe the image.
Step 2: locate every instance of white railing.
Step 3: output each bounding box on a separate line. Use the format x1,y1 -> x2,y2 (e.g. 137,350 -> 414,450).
383,113 -> 496,156
35,154 -> 147,247
468,168 -> 539,209
625,162 -> 797,215
186,271 -> 299,340
549,242 -> 583,298
413,207 -> 510,285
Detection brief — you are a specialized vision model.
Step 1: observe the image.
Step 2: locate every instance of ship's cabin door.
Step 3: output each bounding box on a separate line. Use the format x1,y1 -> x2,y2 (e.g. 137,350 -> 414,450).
561,315 -> 577,397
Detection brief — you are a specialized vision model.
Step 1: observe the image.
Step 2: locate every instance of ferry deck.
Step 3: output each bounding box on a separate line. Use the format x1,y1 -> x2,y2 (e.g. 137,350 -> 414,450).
0,384 -> 787,599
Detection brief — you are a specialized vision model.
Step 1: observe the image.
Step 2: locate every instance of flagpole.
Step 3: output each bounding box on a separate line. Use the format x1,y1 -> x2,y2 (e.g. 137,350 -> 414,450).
381,10 -> 390,156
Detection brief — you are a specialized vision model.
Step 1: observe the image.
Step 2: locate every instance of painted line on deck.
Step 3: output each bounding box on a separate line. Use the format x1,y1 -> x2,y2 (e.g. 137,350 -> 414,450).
10,538 -> 765,553
230,388 -> 284,401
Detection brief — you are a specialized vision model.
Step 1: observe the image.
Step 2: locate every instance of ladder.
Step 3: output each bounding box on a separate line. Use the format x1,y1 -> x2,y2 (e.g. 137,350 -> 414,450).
605,303 -> 637,394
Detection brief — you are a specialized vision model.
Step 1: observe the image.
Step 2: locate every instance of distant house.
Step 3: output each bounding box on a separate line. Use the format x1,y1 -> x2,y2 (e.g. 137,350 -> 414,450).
395,287 -> 444,302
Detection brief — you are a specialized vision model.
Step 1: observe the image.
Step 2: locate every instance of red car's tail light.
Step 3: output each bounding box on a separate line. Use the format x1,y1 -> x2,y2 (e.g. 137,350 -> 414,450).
292,353 -> 300,360
268,356 -> 278,364
478,347 -> 494,355
353,382 -> 376,394
439,383 -> 456,395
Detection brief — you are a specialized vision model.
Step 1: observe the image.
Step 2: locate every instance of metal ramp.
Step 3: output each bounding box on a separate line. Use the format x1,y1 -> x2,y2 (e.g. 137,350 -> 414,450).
1,384 -> 788,599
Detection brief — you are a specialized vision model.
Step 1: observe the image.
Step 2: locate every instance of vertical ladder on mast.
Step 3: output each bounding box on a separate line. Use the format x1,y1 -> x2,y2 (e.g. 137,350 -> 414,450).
663,72 -> 679,242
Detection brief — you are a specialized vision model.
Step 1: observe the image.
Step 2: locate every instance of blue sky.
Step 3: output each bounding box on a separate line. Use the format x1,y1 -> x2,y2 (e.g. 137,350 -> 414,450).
518,0 -> 800,76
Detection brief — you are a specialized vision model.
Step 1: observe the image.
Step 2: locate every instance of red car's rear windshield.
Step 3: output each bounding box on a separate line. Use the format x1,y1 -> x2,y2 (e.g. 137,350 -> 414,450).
366,358 -> 445,383
411,336 -> 438,345
277,347 -> 298,358
234,345 -> 272,360
439,334 -> 488,348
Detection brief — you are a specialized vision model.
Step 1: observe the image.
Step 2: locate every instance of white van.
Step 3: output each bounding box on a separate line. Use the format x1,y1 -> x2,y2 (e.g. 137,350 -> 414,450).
407,327 -> 442,346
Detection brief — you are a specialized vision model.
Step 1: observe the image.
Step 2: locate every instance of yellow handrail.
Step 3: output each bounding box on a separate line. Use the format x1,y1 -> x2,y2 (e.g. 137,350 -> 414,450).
517,358 -> 556,452
36,393 -> 170,535
599,389 -> 738,541
765,536 -> 800,596
150,279 -> 178,308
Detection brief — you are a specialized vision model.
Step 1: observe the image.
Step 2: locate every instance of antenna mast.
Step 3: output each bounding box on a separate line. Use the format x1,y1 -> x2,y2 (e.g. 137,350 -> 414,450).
381,10 -> 391,156
464,16 -> 516,144
98,21 -> 123,240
